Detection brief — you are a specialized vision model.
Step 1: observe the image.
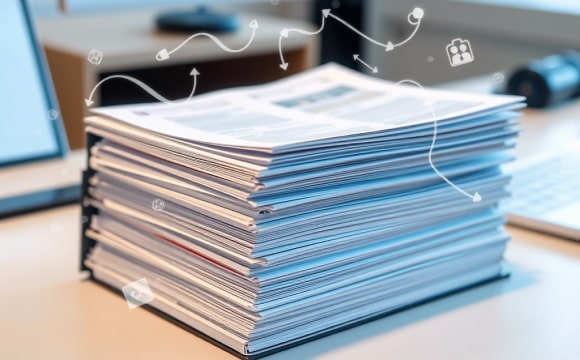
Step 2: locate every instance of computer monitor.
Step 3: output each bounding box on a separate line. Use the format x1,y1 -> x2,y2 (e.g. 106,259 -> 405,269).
0,0 -> 80,219
0,0 -> 68,167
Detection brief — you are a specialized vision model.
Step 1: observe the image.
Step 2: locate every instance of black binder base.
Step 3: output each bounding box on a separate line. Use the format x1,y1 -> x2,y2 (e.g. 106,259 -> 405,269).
88,272 -> 509,360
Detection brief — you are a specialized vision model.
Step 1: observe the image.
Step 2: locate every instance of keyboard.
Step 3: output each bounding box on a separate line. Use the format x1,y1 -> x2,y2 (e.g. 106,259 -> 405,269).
504,143 -> 580,241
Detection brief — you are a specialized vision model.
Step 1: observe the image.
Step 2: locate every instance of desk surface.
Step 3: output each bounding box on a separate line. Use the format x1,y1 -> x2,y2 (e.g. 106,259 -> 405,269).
1,78 -> 580,359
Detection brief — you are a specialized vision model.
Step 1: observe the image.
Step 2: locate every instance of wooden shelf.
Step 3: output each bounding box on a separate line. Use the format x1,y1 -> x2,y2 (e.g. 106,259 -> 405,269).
38,10 -> 319,149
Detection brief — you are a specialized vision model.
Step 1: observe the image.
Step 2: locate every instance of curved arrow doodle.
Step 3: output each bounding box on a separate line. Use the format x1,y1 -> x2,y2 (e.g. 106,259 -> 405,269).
385,8 -> 424,51
278,9 -> 330,70
395,79 -> 482,202
84,68 -> 200,107
279,8 -> 423,70
156,19 -> 258,61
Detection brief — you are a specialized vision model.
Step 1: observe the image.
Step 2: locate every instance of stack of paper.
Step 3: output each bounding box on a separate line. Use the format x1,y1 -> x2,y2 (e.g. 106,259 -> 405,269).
83,64 -> 524,357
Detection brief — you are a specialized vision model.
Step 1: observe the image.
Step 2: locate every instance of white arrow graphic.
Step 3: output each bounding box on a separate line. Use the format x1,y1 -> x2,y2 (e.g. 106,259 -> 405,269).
327,7 -> 423,52
385,8 -> 424,51
353,54 -> 378,73
278,8 -> 422,70
326,12 -> 390,49
84,68 -> 200,107
156,19 -> 258,61
279,9 -> 330,71
395,79 -> 482,203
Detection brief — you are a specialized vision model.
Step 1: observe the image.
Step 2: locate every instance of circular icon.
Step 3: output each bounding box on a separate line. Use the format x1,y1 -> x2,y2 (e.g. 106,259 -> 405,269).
87,49 -> 103,65
493,72 -> 505,84
48,109 -> 59,120
152,198 -> 165,211
412,7 -> 424,20
427,56 -> 434,62
129,288 -> 146,301
331,0 -> 341,9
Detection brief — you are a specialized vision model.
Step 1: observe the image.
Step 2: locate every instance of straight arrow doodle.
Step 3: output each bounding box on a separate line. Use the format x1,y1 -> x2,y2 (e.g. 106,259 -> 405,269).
353,54 -> 378,73
84,68 -> 200,107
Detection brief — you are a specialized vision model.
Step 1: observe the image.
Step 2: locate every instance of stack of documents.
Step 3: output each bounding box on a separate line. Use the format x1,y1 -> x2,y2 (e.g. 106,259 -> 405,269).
82,64 -> 524,357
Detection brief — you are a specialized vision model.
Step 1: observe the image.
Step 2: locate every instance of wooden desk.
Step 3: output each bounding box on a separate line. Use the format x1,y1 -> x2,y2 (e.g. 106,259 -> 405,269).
1,80 -> 579,359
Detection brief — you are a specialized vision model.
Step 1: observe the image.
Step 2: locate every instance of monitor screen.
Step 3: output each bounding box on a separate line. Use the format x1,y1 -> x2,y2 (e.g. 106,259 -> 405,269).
0,0 -> 67,167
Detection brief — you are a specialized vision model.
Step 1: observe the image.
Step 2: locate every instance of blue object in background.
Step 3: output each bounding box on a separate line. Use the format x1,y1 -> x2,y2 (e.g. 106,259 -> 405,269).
506,50 -> 580,108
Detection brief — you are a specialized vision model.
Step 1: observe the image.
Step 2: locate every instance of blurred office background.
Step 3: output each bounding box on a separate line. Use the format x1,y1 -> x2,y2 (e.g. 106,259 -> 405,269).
28,0 -> 580,85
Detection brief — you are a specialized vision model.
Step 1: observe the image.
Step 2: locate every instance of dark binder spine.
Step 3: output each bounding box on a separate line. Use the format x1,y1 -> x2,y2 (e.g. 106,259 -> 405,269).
80,131 -> 103,273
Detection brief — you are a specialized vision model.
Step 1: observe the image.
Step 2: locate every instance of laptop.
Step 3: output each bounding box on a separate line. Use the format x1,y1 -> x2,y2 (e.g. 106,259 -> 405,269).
0,0 -> 82,219
504,143 -> 580,241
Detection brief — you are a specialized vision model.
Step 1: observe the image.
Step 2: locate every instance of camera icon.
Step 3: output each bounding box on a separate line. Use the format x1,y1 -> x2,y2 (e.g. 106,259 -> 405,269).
446,38 -> 474,67
87,49 -> 103,65
122,278 -> 155,310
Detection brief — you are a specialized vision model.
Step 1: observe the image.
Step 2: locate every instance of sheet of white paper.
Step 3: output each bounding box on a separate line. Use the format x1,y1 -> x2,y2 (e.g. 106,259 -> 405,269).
89,63 -> 523,152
